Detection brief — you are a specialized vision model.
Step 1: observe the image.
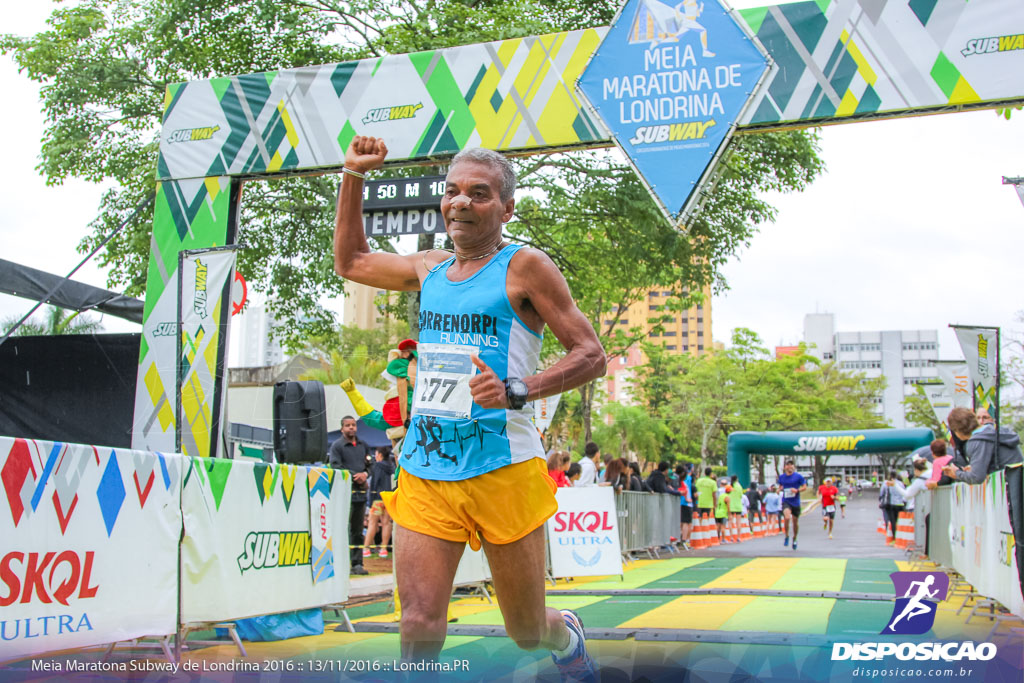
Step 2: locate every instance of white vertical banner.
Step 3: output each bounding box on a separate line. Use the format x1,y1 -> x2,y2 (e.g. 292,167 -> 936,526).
308,468 -> 335,585
947,472 -> 1023,618
933,360 -> 972,410
177,247 -> 239,459
1015,183 -> 1024,210
534,393 -> 562,433
546,487 -> 623,578
916,382 -> 954,430
0,438 -> 181,661
951,326 -> 999,418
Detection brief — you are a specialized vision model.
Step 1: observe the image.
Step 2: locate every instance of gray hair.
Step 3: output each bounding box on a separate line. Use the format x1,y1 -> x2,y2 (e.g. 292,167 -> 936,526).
450,148 -> 517,202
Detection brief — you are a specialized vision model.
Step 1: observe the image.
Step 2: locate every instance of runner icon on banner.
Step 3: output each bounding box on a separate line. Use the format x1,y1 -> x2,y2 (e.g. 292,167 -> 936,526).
412,344 -> 478,419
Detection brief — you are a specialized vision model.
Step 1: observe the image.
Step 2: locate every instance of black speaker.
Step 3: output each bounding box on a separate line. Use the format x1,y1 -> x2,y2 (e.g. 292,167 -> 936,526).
272,380 -> 327,463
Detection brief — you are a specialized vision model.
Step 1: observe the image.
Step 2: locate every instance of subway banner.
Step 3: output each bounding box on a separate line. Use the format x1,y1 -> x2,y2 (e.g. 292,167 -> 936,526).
132,178 -> 234,454
547,487 -> 623,578
179,457 -> 351,624
0,438 -> 181,661
952,325 -> 1000,418
177,247 -> 238,459
139,0 -> 1024,451
948,471 -> 1023,618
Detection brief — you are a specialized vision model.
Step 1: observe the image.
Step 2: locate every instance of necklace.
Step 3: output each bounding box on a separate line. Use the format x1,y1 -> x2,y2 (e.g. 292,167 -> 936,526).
455,240 -> 503,261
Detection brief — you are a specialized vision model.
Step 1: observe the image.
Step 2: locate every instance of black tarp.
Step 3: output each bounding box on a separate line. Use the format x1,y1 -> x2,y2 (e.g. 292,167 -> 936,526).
0,258 -> 144,323
0,334 -> 140,448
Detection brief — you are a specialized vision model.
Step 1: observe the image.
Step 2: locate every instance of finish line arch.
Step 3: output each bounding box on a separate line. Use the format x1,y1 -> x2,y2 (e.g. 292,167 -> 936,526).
727,428 -> 934,488
133,0 -> 1024,457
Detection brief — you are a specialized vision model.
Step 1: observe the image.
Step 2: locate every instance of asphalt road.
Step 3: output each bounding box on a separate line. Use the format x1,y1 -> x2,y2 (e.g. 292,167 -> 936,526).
685,488 -> 908,559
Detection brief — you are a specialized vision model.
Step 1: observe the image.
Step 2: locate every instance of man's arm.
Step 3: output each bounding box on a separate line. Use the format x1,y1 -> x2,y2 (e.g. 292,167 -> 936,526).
333,136 -> 445,291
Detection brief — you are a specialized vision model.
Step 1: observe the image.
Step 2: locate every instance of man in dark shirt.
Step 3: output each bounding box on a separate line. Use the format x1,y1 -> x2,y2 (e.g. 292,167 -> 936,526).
746,481 -> 762,530
328,415 -> 371,575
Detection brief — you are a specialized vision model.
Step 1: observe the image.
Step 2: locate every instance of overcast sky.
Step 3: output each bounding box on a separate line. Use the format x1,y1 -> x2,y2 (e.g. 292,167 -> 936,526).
3,2 -> 1022,360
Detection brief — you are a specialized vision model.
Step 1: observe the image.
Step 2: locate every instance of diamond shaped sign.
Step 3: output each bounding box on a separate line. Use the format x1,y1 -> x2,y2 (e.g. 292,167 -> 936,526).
577,0 -> 770,224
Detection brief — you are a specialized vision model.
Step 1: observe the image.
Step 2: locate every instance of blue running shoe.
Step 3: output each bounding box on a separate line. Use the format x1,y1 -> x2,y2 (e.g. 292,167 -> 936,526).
793,541 -> 798,551
783,536 -> 789,547
552,609 -> 598,683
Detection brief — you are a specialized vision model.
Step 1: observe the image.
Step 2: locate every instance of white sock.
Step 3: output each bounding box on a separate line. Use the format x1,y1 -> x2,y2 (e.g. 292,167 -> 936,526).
552,627 -> 580,660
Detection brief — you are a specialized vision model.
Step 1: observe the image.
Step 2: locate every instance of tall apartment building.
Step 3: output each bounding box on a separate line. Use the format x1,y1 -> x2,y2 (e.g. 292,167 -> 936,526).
342,280 -> 399,330
237,303 -> 284,367
604,286 -> 712,404
833,329 -> 939,429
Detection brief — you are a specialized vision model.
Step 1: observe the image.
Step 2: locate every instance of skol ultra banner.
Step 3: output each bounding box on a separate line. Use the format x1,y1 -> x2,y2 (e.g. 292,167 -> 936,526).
948,471 -> 1023,618
179,457 -> 351,623
952,325 -> 999,418
177,247 -> 238,459
452,547 -> 491,587
546,487 -> 623,578
0,438 -> 181,661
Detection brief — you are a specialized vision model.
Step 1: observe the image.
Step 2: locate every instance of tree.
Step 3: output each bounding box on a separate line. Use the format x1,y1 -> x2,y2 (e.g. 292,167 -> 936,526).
3,0 -> 823,438
2,306 -> 104,336
590,402 -> 670,468
903,386 -> 945,435
633,330 -> 886,479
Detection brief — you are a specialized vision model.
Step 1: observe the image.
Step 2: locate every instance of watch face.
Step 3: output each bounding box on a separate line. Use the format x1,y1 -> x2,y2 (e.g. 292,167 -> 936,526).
509,379 -> 528,397
506,378 -> 529,408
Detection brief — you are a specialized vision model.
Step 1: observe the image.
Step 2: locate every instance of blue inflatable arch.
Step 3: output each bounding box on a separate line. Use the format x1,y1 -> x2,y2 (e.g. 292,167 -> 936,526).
726,428 -> 934,487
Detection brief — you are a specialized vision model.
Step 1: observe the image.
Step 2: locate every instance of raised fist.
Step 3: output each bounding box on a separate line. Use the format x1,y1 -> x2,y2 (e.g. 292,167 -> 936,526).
345,136 -> 388,174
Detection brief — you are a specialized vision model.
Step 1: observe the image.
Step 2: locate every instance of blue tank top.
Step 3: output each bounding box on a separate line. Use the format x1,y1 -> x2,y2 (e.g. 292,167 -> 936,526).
400,244 -> 544,480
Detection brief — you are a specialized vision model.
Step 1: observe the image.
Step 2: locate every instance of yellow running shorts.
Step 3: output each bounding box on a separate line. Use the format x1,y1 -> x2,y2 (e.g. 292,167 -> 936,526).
380,458 -> 557,551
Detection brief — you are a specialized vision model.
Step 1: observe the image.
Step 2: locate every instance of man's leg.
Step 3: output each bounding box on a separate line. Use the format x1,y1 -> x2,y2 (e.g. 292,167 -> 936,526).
480,526 -> 570,651
791,509 -> 800,542
350,501 -> 367,571
364,511 -> 380,555
394,523 -> 466,660
782,507 -> 792,542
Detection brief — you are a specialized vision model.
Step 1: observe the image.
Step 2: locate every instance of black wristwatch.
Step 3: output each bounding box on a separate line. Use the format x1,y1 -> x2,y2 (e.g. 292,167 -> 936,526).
503,377 -> 529,410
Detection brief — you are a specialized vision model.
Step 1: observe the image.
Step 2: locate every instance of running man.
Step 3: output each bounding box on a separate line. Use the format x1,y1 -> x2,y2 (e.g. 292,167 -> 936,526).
672,0 -> 715,57
817,477 -> 839,539
334,137 -> 606,679
777,460 -> 807,550
837,487 -> 847,518
886,575 -> 939,632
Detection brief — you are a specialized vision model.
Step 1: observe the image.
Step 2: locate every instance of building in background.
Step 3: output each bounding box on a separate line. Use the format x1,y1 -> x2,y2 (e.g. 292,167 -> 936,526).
775,345 -> 800,359
236,303 -> 283,368
343,280 -> 399,330
604,286 -> 712,404
803,312 -> 835,361
834,329 -> 938,429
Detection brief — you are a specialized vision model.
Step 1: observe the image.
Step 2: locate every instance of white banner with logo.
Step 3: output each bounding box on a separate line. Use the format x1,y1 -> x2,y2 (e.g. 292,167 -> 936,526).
180,457 -> 350,623
0,438 -> 181,661
933,360 -> 973,411
177,247 -> 238,459
534,394 -> 561,433
917,382 -> 955,430
546,487 -> 623,578
951,325 -> 1000,418
947,471 -> 1023,618
308,468 -> 335,585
